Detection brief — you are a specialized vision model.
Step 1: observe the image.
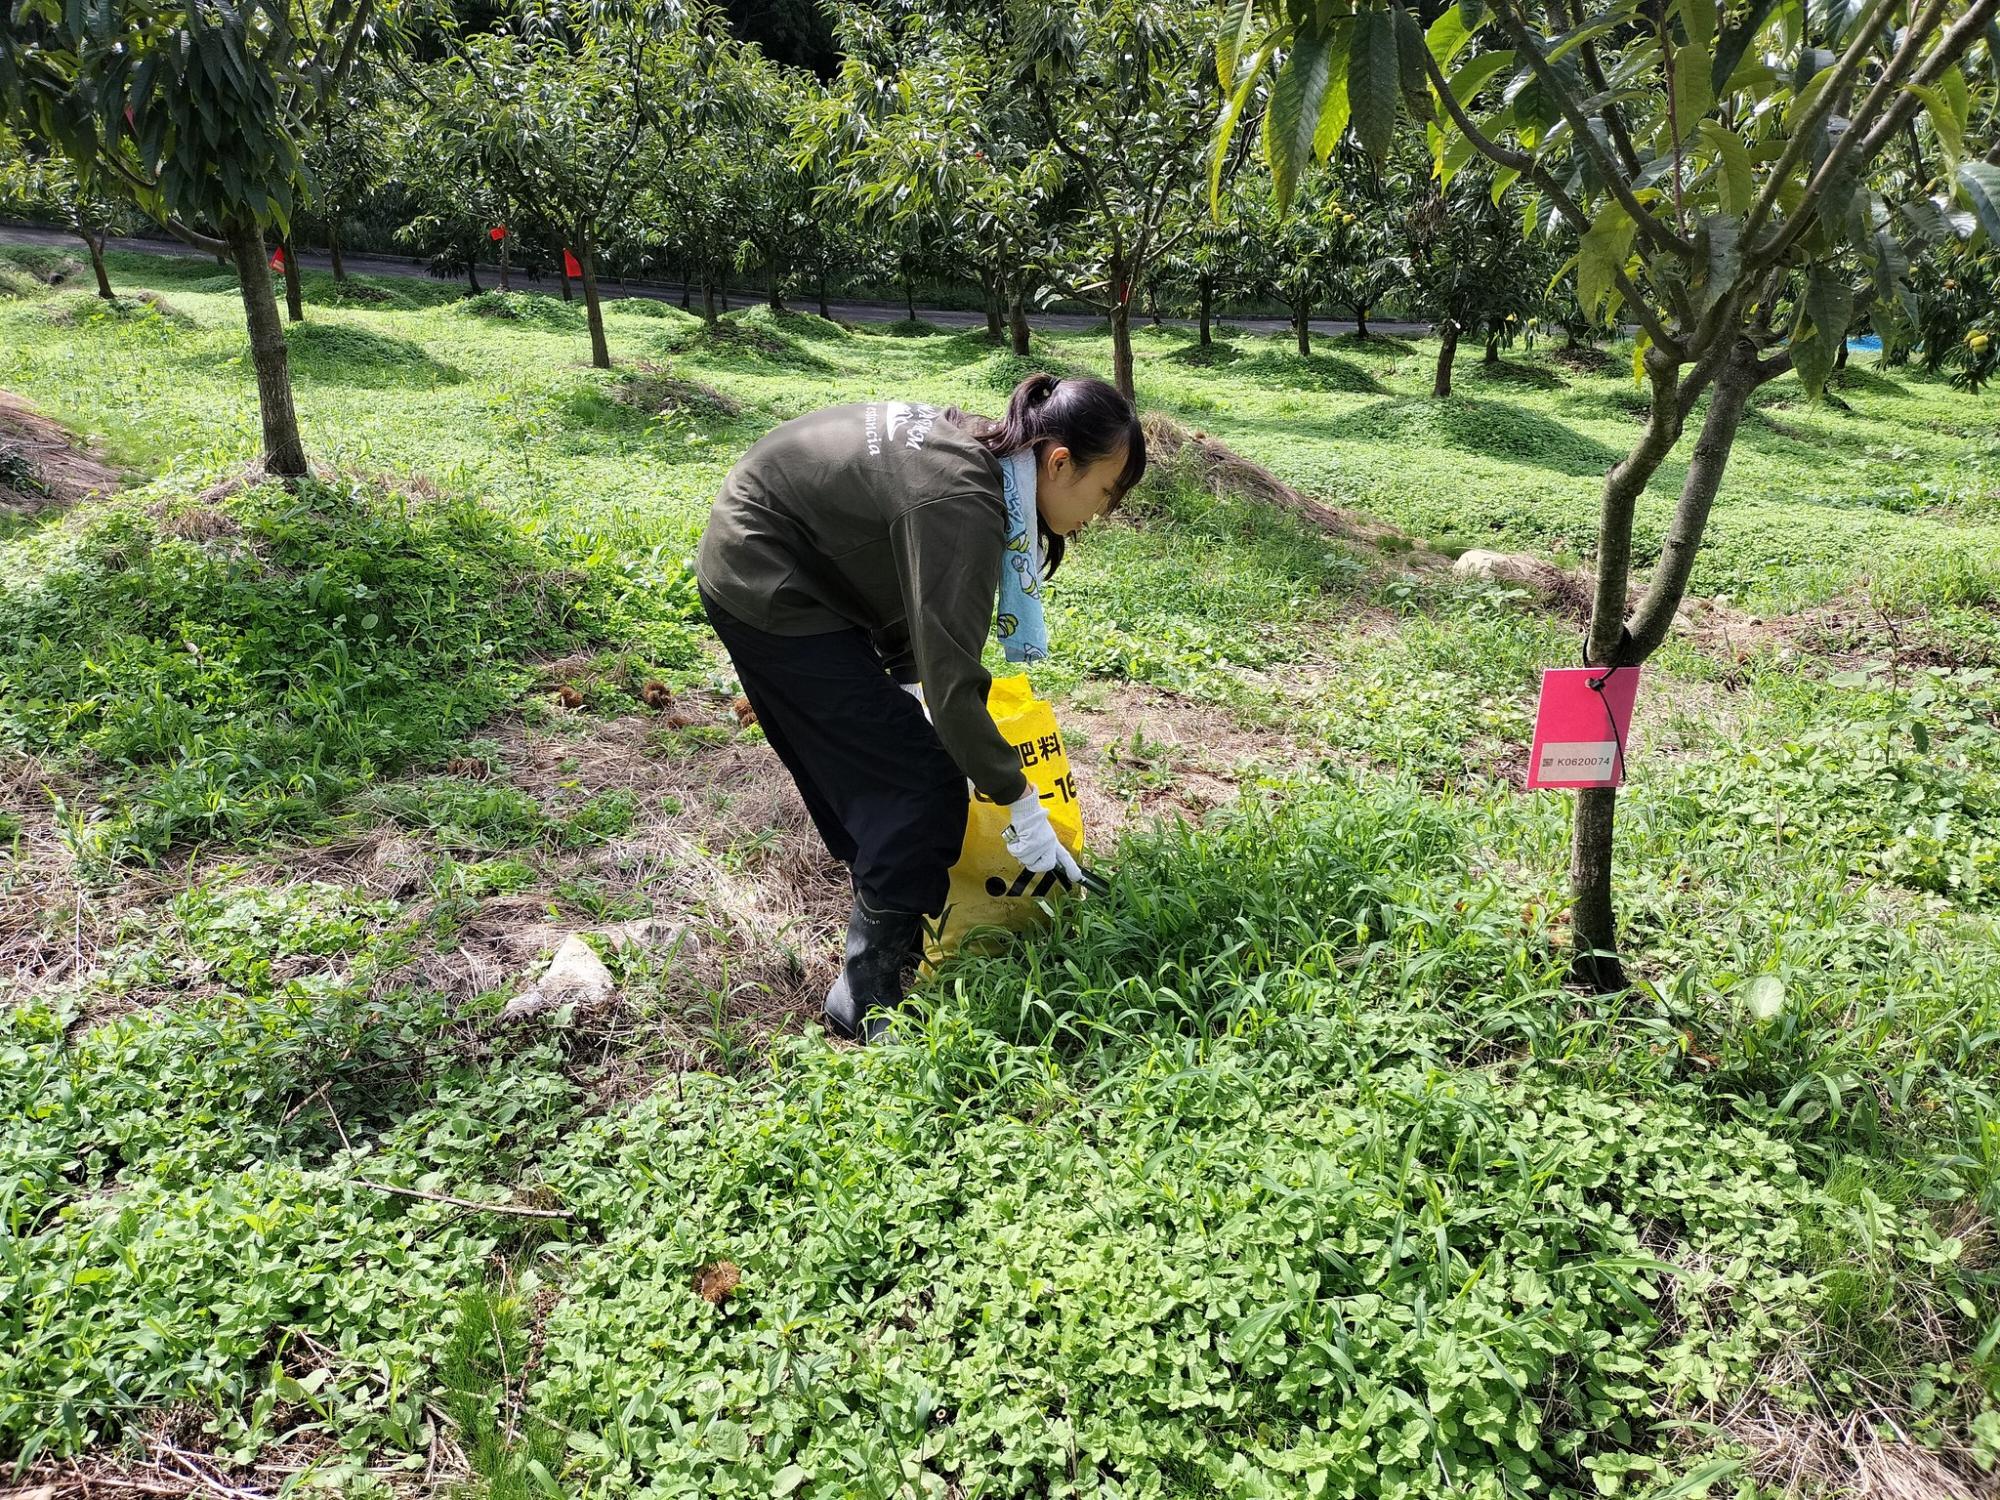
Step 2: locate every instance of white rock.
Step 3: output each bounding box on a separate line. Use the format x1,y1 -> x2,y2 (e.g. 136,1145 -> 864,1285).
1452,548 -> 1513,578
1452,548 -> 1571,598
598,917 -> 685,952
501,933 -> 616,1021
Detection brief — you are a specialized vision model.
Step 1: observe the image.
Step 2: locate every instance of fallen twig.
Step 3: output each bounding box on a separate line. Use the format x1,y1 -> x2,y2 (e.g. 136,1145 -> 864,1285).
350,1177 -> 572,1220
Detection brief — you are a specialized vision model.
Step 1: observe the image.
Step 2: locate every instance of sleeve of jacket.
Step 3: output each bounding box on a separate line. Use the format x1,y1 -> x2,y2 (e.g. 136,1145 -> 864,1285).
888,494 -> 1030,805
870,618 -> 919,683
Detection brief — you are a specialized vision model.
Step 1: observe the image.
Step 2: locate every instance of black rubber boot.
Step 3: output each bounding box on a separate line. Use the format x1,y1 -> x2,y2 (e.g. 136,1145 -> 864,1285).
823,893 -> 926,1043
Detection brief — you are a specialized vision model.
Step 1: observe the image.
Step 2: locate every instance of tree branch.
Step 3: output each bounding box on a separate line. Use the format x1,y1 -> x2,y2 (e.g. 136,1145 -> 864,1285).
1397,6 -> 1685,357
1739,0 -> 1900,248
1626,336 -> 1762,656
165,216 -> 229,257
1491,0 -> 1695,257
1578,35 -> 1644,178
1750,0 -> 1957,271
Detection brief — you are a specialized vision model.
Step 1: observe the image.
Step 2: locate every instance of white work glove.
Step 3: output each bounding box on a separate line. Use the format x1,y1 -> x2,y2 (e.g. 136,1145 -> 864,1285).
1002,786 -> 1082,886
899,680 -> 928,720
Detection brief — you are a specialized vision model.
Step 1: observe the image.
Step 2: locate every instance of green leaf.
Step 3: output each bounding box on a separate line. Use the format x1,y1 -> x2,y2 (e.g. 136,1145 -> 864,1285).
1791,268 -> 1852,399
1697,119 -> 1752,214
1807,270 -> 1854,344
1218,0 -> 1259,89
1426,5 -> 1474,67
1957,161 -> 2000,244
1394,5 -> 1435,122
1868,211 -> 1909,308
1211,33 -> 1281,216
1899,194 -> 1956,244
1266,31 -> 1334,212
1711,0 -> 1780,96
1697,212 -> 1739,311
1744,975 -> 1785,1022
1578,201 -> 1635,319
1460,0 -> 1487,30
1445,49 -> 1515,108
1681,0 -> 1717,53
773,1466 -> 811,1497
1313,26 -> 1355,159
1348,6 -> 1400,165
1546,12 -> 1628,62
1672,33 -> 1714,134
1908,79 -> 1965,168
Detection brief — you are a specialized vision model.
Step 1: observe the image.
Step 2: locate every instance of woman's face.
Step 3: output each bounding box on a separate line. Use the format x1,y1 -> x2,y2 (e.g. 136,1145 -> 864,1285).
1036,440 -> 1128,540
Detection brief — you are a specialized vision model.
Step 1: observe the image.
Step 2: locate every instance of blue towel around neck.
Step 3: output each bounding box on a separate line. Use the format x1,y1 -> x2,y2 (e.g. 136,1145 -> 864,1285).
995,449 -> 1049,664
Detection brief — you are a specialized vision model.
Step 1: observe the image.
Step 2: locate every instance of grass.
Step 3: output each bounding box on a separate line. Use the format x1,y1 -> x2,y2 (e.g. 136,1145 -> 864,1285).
1,248 -> 1999,1497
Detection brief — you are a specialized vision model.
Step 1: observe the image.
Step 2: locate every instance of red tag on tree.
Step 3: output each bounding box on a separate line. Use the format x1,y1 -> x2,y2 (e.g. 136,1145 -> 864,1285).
563,249 -> 584,279
489,225 -> 508,241
1525,667 -> 1643,789
269,247 -> 286,271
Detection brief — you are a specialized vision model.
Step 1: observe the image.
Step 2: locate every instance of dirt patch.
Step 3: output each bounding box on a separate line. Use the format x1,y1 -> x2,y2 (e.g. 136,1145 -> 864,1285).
1144,413 -> 1445,564
1547,344 -> 1614,373
1061,680 -> 1316,841
613,364 -> 743,422
2,651 -> 1314,1059
0,390 -> 122,520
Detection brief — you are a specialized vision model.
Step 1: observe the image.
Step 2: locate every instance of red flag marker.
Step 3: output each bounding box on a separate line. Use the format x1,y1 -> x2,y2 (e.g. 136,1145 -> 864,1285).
489,225 -> 508,241
269,247 -> 286,272
563,248 -> 583,279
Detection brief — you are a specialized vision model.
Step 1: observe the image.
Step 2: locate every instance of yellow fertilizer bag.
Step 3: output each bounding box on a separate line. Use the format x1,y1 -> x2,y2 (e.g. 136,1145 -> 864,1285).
924,675 -> 1085,967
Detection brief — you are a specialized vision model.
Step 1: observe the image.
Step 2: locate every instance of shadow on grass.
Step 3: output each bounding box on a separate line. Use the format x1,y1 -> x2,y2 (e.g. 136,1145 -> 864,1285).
1235,349 -> 1388,395
654,315 -> 836,373
1324,331 -> 1419,355
283,321 -> 465,388
1163,340 -> 1248,368
1322,395 -> 1624,475
1468,358 -> 1568,391
1830,364 -> 1912,399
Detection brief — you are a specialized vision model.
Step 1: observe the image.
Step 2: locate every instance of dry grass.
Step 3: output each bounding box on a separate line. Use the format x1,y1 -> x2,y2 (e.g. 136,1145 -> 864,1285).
1716,1401 -> 2000,1499
1143,412 -> 1445,562
0,389 -> 122,520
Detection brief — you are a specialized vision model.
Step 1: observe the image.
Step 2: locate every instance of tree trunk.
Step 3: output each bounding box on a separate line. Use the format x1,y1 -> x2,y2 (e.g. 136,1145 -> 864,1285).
499,232 -> 511,293
903,270 -> 915,323
681,275 -> 691,312
1834,338 -> 1849,371
982,270 -> 1004,344
578,231 -> 611,369
467,254 -> 482,294
329,228 -> 345,283
768,265 -> 784,312
818,270 -> 830,320
1198,273 -> 1213,347
1485,327 -> 1501,364
1110,293 -> 1135,401
1568,339 -> 1759,988
82,230 -> 113,299
223,217 -> 308,479
1147,283 -> 1163,328
1008,280 -> 1031,355
280,235 -> 304,324
558,248 -> 572,302
1355,305 -> 1369,340
1295,300 -> 1310,357
703,276 -> 717,326
1432,319 -> 1459,398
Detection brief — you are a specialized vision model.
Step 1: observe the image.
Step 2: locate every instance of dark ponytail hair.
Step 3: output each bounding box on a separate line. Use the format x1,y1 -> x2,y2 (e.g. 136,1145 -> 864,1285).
949,373 -> 1146,577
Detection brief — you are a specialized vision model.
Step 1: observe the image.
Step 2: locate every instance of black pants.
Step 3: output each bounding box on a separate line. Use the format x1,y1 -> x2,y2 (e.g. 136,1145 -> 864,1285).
701,589 -> 969,917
